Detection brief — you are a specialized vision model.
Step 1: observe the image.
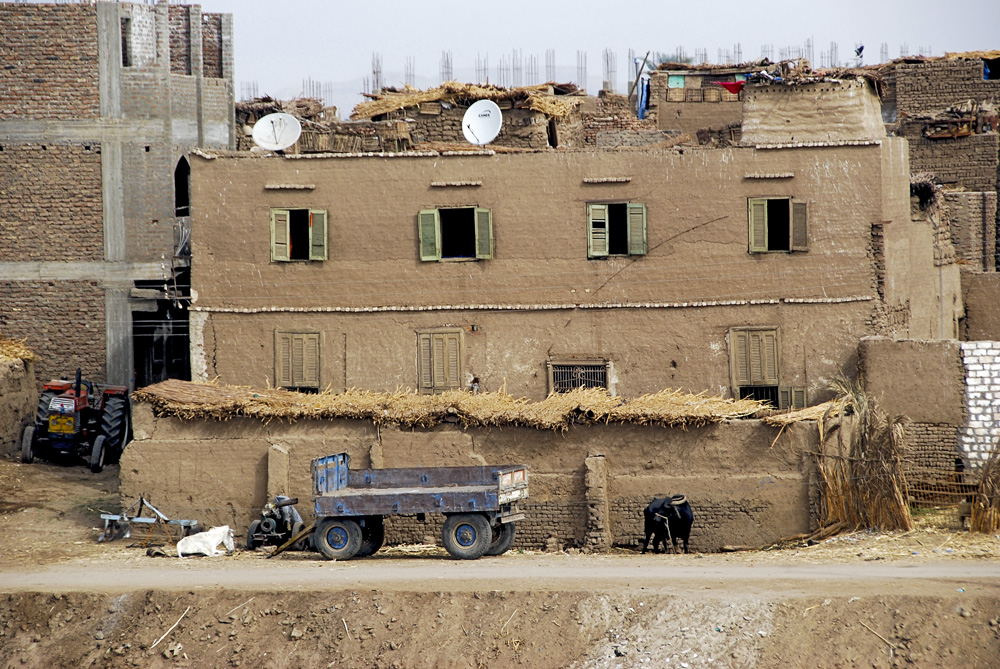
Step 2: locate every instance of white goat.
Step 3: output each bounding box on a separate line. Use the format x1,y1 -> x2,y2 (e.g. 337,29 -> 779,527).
177,525 -> 234,558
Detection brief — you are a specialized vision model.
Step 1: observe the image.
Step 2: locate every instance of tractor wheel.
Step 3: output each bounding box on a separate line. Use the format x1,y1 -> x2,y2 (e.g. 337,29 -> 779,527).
485,521 -> 517,556
246,520 -> 262,550
90,435 -> 106,474
315,518 -> 362,561
290,521 -> 307,551
20,425 -> 35,464
35,390 -> 56,426
100,395 -> 129,464
355,516 -> 385,558
442,514 -> 492,560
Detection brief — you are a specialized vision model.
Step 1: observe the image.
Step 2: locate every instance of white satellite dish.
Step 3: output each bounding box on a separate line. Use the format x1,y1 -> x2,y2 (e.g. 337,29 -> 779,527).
462,100 -> 503,145
251,112 -> 302,151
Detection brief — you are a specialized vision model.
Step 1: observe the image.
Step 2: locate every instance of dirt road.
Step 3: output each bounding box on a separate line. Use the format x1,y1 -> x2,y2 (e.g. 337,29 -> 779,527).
2,456 -> 1000,668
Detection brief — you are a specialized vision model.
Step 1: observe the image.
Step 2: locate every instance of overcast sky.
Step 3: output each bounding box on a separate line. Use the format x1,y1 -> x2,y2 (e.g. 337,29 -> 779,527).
195,0 -> 998,116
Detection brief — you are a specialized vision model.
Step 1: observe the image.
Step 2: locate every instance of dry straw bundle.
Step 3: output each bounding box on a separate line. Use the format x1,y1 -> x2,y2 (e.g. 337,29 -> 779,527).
0,335 -> 36,362
352,82 -> 582,121
134,380 -> 765,431
813,374 -> 913,535
971,441 -> 1000,533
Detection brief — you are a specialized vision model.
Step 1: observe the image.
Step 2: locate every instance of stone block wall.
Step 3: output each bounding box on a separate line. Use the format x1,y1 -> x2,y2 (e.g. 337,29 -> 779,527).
944,191 -> 997,271
0,4 -> 100,119
0,144 -> 104,262
958,341 -> 1000,465
0,281 -> 107,385
0,357 -> 35,456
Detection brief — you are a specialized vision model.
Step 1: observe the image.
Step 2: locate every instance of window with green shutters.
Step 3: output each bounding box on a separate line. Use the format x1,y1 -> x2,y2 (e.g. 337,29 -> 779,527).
730,326 -> 780,407
270,208 -> 327,262
274,331 -> 322,391
418,207 -> 493,262
747,198 -> 807,253
416,329 -> 464,394
587,202 -> 646,258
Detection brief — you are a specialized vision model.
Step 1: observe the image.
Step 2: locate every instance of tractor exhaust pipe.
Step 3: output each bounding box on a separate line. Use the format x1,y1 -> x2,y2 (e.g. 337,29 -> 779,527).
75,368 -> 82,396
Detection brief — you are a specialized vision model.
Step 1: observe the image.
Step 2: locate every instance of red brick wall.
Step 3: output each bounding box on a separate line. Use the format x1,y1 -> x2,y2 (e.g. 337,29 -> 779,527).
0,4 -> 100,120
201,14 -> 224,79
0,144 -> 104,262
0,281 -> 107,384
168,5 -> 191,75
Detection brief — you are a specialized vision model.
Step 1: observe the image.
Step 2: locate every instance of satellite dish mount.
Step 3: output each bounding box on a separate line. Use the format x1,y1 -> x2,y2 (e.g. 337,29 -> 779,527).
462,100 -> 503,145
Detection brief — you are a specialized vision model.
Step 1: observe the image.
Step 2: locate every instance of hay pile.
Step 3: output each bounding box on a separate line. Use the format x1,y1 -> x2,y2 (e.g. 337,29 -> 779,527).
133,380 -> 765,431
351,82 -> 583,121
0,335 -> 36,362
971,441 -> 1000,533
813,375 -> 913,536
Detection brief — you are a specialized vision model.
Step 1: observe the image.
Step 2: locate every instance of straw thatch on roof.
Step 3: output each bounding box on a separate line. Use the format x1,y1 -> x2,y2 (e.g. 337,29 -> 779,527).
351,82 -> 583,121
0,335 -> 36,362
134,379 -> 765,431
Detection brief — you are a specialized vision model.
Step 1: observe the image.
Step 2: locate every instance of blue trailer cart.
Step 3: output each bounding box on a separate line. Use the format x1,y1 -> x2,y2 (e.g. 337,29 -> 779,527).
312,453 -> 528,560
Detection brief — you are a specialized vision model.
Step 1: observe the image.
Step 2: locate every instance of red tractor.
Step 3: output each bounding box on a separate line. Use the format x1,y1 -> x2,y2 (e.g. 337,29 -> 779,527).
21,369 -> 131,473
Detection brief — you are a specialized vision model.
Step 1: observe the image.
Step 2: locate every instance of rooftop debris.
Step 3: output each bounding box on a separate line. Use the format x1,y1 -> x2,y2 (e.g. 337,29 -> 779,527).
0,335 -> 36,362
351,81 -> 584,121
133,379 -> 766,431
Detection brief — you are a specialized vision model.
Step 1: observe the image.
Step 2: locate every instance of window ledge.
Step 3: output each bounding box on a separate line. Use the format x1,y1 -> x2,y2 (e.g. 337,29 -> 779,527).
264,183 -> 316,190
430,181 -> 482,187
743,173 -> 794,179
583,177 -> 632,184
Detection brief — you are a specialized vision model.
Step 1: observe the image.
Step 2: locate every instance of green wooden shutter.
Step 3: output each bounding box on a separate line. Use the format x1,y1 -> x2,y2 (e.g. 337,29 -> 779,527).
309,210 -> 327,260
791,202 -> 808,251
300,333 -> 321,387
418,209 -> 440,261
588,204 -> 609,257
792,387 -> 807,409
732,329 -> 750,387
474,208 -> 493,259
627,203 -> 647,255
275,331 -> 293,387
417,333 -> 434,392
748,199 -> 767,253
760,330 -> 779,385
778,387 -> 791,410
443,332 -> 462,389
271,209 -> 290,262
748,331 -> 764,384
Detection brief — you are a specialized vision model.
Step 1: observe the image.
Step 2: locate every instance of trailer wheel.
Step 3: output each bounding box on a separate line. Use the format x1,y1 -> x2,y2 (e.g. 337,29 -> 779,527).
20,425 -> 35,464
246,520 -> 262,550
89,435 -> 106,474
315,518 -> 362,560
485,521 -> 517,556
290,521 -> 309,551
355,516 -> 385,558
442,514 -> 492,560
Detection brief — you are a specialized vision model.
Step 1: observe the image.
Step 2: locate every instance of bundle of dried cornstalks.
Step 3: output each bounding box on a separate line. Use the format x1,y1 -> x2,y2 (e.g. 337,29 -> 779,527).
970,441 -> 1000,533
813,374 -> 913,534
0,335 -> 36,362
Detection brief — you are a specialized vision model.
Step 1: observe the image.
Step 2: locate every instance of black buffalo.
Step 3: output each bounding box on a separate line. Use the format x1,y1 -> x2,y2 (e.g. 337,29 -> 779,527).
641,495 -> 694,554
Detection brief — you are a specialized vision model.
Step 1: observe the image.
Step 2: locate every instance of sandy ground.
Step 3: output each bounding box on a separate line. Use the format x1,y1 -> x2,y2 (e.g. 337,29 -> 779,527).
1,454 -> 999,668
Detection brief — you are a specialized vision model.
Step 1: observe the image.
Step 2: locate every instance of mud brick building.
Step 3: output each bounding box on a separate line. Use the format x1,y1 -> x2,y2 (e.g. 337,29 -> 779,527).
186,77 -> 959,406
0,1 -> 233,387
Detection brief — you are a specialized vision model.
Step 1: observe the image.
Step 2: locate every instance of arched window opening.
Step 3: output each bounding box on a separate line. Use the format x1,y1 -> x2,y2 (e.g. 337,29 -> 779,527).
174,157 -> 190,217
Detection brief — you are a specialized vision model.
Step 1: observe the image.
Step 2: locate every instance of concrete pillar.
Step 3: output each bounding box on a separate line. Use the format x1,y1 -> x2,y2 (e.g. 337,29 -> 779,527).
189,311 -> 209,381
583,454 -> 610,552
105,286 -> 132,387
188,6 -> 205,147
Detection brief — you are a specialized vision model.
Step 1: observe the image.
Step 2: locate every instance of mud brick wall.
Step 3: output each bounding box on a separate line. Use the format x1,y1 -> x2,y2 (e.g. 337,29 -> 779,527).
201,15 -> 224,79
168,5 -> 192,75
904,423 -> 962,483
0,144 -> 104,262
121,143 -> 176,261
404,105 -> 549,149
893,60 -> 1000,117
0,281 -> 107,385
963,273 -> 1000,340
582,113 -> 662,146
0,358 -> 35,457
958,341 -> 1000,467
900,127 -> 999,193
0,4 -> 100,120
943,191 -> 997,271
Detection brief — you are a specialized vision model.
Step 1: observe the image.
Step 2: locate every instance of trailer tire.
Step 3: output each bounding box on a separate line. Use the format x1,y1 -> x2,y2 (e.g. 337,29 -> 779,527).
315,518 -> 362,561
442,513 -> 492,560
89,435 -> 106,474
485,521 -> 516,556
355,516 -> 385,558
246,520 -> 262,550
21,425 -> 35,464
290,521 -> 309,551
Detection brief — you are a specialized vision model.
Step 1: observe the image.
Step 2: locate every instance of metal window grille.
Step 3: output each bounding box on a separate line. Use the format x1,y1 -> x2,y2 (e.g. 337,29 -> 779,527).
550,363 -> 607,392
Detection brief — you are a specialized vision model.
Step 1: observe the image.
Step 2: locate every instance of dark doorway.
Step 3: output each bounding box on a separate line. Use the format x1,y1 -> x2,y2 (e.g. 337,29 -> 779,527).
132,273 -> 190,389
174,157 -> 190,216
